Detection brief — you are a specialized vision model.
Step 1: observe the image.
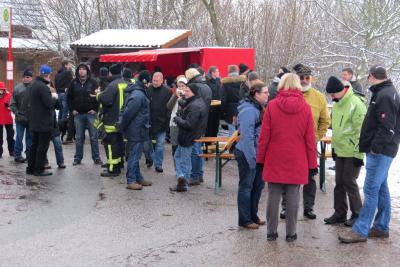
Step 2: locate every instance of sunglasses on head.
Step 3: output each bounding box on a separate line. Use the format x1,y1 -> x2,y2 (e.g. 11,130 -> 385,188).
299,75 -> 310,80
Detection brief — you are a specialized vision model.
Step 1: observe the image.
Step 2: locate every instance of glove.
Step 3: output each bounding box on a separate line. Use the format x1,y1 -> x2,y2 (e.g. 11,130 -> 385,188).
173,116 -> 183,125
353,158 -> 364,167
309,168 -> 318,177
331,148 -> 337,161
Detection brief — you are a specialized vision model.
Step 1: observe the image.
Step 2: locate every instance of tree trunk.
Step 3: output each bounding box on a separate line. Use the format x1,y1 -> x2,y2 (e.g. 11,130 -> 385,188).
201,0 -> 225,46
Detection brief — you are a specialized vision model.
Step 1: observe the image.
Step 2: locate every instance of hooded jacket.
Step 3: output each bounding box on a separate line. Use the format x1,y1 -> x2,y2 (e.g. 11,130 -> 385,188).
175,95 -> 208,147
256,90 -> 317,185
0,90 -> 12,125
221,75 -> 246,123
235,98 -> 263,168
359,79 -> 400,157
67,63 -> 99,113
188,75 -> 212,107
331,87 -> 366,159
119,82 -> 150,142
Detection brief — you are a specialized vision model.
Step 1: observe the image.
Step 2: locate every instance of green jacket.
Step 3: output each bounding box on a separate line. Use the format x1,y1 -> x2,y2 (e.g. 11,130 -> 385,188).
332,88 -> 367,159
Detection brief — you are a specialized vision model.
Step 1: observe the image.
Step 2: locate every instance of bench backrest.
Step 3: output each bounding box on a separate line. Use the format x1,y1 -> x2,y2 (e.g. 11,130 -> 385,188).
223,130 -> 239,152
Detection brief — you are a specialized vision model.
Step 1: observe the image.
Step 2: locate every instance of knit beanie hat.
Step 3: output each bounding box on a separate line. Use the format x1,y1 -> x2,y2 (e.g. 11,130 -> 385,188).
326,76 -> 344,93
99,67 -> 109,78
239,63 -> 249,74
138,70 -> 151,84
109,63 -> 122,75
187,83 -> 199,95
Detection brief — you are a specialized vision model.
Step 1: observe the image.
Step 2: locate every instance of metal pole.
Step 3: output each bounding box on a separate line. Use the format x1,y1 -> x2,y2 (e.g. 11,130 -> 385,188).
7,7 -> 13,92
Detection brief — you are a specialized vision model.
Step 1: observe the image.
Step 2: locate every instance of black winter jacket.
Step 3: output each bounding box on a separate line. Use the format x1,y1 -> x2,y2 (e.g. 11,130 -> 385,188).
28,76 -> 55,132
221,75 -> 246,123
206,76 -> 221,100
359,79 -> 400,157
175,95 -> 208,147
147,84 -> 172,135
67,63 -> 99,113
55,67 -> 73,93
98,75 -> 129,128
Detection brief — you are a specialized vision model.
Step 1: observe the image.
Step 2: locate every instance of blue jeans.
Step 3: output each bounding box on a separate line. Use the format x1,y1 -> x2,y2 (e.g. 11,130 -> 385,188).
143,132 -> 166,168
52,135 -> 64,165
190,142 -> 204,180
58,92 -> 69,121
73,113 -> 100,161
352,153 -> 394,237
14,122 -> 32,158
174,145 -> 192,184
235,149 -> 265,226
126,142 -> 144,184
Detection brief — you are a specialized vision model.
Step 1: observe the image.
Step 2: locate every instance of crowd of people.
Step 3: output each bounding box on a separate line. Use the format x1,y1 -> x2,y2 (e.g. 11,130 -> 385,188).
0,59 -> 398,244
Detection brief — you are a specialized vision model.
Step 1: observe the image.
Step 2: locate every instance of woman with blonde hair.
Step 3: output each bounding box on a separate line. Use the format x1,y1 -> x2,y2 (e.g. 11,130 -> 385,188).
256,73 -> 318,241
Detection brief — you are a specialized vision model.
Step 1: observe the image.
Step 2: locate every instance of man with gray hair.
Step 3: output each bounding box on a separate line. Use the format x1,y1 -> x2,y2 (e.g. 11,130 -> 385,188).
221,65 -> 246,136
144,72 -> 172,173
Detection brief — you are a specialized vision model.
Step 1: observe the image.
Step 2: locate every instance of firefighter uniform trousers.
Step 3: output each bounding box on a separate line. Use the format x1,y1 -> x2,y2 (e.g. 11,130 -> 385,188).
103,131 -> 124,174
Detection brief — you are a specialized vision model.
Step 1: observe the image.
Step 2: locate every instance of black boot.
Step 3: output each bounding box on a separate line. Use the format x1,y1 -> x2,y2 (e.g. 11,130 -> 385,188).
170,177 -> 188,192
304,209 -> 317,220
324,214 -> 346,224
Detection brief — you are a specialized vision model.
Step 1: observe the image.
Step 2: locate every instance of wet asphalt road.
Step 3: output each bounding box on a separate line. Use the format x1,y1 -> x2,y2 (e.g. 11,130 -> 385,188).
1,140 -> 400,266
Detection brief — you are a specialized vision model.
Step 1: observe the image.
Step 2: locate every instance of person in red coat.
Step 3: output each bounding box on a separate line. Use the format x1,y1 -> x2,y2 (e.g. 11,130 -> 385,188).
256,73 -> 318,242
0,81 -> 15,158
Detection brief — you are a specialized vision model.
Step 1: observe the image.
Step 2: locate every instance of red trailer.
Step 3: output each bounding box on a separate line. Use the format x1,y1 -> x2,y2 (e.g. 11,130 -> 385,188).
99,47 -> 254,78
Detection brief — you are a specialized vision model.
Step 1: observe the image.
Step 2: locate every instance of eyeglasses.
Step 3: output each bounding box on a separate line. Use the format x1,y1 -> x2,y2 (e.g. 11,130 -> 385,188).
299,75 -> 310,81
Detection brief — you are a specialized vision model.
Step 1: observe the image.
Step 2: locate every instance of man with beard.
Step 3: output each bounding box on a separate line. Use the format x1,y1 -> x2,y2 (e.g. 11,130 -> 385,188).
67,63 -> 102,166
280,64 -> 330,220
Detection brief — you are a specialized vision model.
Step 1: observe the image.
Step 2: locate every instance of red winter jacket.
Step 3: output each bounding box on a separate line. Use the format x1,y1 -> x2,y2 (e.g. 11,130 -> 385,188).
0,91 -> 13,125
256,90 -> 317,185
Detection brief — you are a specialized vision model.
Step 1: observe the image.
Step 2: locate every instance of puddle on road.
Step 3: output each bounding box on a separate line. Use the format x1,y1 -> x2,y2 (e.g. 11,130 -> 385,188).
0,167 -> 44,200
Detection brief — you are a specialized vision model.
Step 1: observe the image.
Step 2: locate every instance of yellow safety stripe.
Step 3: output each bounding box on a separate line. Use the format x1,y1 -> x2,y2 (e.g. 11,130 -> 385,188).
107,144 -> 122,172
118,83 -> 128,110
107,145 -> 113,172
93,119 -> 103,129
104,125 -> 118,133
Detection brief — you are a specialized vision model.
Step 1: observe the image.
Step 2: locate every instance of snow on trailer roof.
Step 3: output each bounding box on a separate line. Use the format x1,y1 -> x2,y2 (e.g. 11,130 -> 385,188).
70,29 -> 192,49
100,47 -> 201,62
0,37 -> 48,50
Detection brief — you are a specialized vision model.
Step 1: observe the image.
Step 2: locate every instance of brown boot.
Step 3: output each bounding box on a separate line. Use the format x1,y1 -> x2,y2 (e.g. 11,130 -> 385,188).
255,220 -> 266,226
242,223 -> 259,230
138,180 -> 152,186
338,230 -> 367,243
126,183 -> 143,190
368,227 -> 389,238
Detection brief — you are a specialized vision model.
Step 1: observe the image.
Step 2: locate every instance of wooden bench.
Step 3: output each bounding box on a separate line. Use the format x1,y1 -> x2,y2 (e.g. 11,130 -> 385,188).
195,131 -> 239,190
